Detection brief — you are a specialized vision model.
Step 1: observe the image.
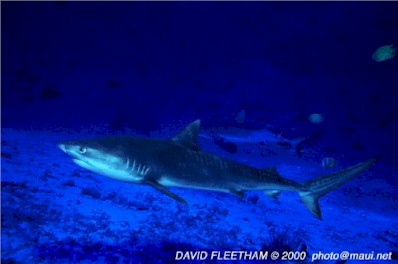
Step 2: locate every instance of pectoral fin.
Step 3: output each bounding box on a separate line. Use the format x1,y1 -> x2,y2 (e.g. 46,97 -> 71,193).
145,179 -> 187,205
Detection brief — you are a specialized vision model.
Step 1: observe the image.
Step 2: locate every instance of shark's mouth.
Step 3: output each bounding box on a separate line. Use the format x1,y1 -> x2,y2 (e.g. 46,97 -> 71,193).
73,158 -> 95,171
73,158 -> 85,164
71,157 -> 143,182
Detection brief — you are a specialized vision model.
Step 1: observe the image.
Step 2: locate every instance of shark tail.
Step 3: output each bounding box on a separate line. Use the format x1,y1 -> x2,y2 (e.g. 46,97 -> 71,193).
299,158 -> 376,220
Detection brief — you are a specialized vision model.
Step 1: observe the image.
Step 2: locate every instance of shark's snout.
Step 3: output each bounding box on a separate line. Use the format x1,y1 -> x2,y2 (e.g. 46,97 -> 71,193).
58,144 -> 67,152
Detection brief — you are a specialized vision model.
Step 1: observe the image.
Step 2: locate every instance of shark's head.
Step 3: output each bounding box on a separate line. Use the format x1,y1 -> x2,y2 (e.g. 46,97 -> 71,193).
58,138 -> 149,182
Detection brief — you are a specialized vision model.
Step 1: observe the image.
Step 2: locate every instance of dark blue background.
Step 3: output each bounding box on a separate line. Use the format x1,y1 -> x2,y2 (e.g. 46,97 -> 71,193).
2,1 -> 398,165
2,3 -> 398,263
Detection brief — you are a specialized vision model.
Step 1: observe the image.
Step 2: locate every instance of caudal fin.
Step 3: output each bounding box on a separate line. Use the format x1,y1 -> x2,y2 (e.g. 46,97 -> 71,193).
299,159 -> 377,220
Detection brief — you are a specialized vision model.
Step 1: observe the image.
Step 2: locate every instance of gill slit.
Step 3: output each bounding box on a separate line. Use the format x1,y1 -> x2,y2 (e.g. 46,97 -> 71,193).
128,158 -> 150,176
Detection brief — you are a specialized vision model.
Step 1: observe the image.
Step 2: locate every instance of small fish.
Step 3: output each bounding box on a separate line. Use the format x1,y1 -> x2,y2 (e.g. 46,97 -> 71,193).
321,157 -> 336,169
308,113 -> 324,124
372,44 -> 396,62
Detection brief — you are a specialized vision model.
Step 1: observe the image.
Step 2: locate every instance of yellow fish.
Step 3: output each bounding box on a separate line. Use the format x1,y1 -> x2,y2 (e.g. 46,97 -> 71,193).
372,44 -> 396,62
308,113 -> 324,124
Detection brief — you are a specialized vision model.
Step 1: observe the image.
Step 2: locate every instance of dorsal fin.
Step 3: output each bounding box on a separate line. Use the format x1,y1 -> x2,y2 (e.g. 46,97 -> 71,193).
171,119 -> 201,151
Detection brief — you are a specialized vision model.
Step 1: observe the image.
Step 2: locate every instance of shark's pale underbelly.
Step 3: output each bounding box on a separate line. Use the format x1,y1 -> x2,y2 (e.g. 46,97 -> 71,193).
157,174 -> 237,193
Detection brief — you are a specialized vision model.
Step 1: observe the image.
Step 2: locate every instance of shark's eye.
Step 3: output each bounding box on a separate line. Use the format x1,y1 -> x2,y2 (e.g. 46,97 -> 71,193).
79,147 -> 87,154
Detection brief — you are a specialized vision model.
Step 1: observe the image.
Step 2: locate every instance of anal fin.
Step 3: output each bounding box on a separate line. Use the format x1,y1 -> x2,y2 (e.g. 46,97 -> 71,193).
145,179 -> 187,205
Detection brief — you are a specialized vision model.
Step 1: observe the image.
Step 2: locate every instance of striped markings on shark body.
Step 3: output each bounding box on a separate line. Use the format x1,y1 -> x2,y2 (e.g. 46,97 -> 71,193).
59,120 -> 376,220
126,158 -> 150,176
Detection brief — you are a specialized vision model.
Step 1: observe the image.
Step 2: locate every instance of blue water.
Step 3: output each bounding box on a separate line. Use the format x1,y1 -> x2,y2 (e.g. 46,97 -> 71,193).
1,2 -> 398,263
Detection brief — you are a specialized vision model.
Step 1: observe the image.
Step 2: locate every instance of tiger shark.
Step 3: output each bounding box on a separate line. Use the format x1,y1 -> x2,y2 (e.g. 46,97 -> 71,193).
58,120 -> 376,220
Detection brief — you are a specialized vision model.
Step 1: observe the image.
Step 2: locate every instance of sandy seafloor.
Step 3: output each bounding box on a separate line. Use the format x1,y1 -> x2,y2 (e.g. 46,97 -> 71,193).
1,126 -> 397,264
